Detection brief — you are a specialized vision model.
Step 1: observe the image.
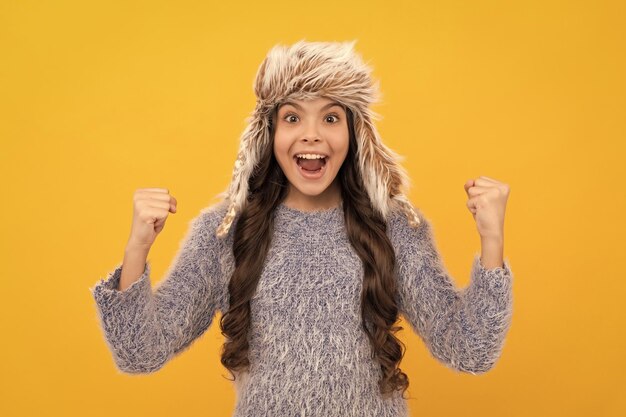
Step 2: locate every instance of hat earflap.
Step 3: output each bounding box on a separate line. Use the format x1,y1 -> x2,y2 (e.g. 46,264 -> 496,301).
216,111 -> 270,238
353,108 -> 422,228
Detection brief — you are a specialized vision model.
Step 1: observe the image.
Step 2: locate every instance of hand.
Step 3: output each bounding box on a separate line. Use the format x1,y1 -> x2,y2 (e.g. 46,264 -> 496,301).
126,188 -> 178,249
464,176 -> 510,239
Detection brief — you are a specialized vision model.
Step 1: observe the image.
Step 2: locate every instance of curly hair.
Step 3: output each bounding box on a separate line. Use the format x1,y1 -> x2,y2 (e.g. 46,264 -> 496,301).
218,105 -> 409,399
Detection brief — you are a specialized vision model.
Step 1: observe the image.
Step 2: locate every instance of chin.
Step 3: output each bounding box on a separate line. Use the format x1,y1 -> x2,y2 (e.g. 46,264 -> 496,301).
285,170 -> 339,197
288,178 -> 334,195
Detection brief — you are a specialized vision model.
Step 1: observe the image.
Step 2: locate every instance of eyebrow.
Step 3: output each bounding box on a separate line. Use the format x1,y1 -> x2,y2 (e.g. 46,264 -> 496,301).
279,100 -> 343,112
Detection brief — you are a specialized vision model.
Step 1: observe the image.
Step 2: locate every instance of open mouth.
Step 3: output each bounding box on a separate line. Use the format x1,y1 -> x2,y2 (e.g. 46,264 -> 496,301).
293,155 -> 328,179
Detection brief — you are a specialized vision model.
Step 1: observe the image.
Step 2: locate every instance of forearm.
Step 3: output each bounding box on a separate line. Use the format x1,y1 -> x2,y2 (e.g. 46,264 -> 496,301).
91,261 -> 166,373
480,235 -> 504,270
119,245 -> 150,291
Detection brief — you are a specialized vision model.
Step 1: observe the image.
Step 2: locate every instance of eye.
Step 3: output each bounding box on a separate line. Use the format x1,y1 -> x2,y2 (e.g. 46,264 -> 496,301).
325,114 -> 340,123
284,113 -> 299,123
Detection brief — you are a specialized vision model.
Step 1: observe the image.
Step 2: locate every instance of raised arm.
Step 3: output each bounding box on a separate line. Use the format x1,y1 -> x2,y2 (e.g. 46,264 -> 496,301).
89,207 -> 226,374
389,209 -> 514,374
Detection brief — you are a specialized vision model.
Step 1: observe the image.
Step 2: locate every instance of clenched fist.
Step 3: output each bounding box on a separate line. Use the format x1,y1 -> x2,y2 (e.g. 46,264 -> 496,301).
464,176 -> 510,240
126,188 -> 178,250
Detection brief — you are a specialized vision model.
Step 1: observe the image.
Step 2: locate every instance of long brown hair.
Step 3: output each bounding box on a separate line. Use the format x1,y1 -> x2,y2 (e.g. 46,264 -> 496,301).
218,104 -> 409,399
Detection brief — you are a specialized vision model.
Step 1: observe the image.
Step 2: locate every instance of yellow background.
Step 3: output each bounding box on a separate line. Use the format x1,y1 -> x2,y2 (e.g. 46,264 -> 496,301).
1,0 -> 624,416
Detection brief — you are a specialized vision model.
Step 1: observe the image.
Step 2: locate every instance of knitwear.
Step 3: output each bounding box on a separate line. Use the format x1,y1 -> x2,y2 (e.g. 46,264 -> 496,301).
90,199 -> 514,416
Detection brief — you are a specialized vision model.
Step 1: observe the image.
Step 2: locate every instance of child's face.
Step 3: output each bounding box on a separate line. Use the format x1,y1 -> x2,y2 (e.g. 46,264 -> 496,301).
273,96 -> 349,203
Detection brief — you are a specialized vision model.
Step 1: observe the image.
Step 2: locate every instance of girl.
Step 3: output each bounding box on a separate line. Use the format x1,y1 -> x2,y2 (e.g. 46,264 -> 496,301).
90,40 -> 513,417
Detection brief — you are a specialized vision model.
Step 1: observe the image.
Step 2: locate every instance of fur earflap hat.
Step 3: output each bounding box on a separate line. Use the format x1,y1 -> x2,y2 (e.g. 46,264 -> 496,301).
215,39 -> 421,239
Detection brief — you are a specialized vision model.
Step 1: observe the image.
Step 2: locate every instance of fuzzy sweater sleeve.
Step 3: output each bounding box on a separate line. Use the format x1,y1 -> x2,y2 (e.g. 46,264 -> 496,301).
88,209 -> 224,374
388,208 -> 514,374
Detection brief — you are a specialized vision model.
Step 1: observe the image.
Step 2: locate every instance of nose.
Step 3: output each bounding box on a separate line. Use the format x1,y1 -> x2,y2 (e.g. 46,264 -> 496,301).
301,120 -> 322,143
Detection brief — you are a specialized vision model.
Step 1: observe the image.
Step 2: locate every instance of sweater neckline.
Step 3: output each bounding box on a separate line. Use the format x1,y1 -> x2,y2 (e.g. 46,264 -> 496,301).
277,201 -> 343,215
273,201 -> 345,231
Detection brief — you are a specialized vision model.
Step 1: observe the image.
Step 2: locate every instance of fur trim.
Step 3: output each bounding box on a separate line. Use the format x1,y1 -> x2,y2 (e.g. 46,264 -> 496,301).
216,39 -> 421,238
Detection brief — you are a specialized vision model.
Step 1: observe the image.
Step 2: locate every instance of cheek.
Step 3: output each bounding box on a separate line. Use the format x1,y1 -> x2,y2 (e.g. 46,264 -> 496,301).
329,131 -> 350,164
273,134 -> 291,165
273,131 -> 285,151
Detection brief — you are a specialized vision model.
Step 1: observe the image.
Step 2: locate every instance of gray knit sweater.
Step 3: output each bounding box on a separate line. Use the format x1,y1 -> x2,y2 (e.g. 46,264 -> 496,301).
90,200 -> 513,417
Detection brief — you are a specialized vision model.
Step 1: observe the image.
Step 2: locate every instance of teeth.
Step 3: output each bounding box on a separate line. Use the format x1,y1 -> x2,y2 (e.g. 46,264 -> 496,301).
295,154 -> 326,159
